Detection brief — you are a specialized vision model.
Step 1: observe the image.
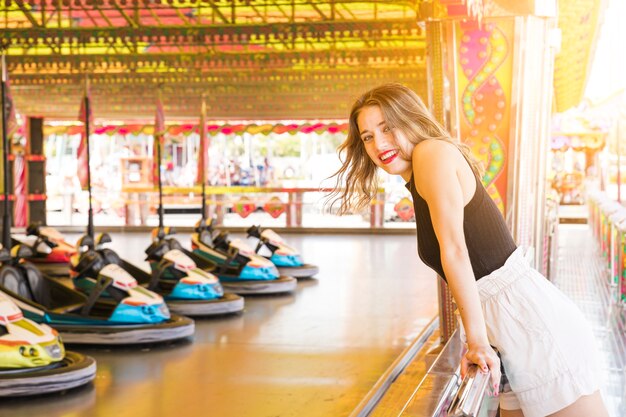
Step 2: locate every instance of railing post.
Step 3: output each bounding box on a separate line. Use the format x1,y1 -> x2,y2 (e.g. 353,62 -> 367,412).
139,192 -> 149,226
426,19 -> 458,344
214,194 -> 225,226
124,192 -> 137,226
370,190 -> 385,228
437,277 -> 457,343
286,191 -> 303,227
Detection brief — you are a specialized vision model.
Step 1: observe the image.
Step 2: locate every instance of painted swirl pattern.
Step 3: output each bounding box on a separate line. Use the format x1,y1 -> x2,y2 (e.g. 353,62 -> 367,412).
459,23 -> 509,212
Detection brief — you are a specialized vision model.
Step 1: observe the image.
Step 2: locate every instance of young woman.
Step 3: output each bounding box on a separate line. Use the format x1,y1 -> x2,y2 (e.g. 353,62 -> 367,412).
329,83 -> 608,417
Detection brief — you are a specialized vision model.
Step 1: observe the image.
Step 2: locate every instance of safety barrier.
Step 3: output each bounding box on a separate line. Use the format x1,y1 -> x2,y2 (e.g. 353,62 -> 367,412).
352,325 -> 496,417
399,329 -> 496,417
542,192 -> 560,280
587,191 -> 626,351
588,190 -> 626,300
349,318 -> 439,417
447,365 -> 492,417
122,185 -> 388,228
586,190 -> 626,415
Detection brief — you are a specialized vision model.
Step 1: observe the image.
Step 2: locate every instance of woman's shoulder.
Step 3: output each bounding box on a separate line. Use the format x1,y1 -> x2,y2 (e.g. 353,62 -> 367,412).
412,139 -> 461,167
410,139 -> 464,202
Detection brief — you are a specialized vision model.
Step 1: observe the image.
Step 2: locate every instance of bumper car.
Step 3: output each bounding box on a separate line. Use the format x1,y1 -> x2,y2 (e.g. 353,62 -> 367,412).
246,225 -> 319,278
15,229 -> 244,317
11,224 -> 76,277
110,228 -> 244,316
0,288 -> 96,397
0,243 -> 194,345
189,219 -> 297,294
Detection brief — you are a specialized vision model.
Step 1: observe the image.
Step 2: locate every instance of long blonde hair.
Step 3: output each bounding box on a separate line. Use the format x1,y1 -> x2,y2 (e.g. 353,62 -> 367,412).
327,83 -> 483,214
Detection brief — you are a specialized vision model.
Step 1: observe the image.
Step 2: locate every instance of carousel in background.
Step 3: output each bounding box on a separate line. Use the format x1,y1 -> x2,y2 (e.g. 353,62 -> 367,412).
550,111 -> 608,205
549,91 -> 626,210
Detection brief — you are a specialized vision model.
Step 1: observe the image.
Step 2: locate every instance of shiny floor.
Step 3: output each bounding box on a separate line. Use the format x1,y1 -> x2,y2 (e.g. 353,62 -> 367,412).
3,226 -> 624,417
0,232 -> 438,417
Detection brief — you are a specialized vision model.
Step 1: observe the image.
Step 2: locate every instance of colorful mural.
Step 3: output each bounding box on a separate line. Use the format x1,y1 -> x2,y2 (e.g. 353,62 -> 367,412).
456,20 -> 514,213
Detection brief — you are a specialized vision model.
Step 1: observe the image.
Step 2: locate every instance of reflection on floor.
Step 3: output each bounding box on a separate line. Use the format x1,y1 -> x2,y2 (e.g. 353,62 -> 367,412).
555,225 -> 625,417
0,232 -> 438,417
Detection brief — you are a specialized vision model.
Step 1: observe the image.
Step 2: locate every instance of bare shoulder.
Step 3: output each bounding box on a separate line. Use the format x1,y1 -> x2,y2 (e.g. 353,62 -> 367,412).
411,139 -> 476,204
411,139 -> 462,173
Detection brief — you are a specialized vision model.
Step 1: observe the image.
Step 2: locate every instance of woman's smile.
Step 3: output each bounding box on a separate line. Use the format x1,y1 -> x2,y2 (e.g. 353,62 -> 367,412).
378,149 -> 399,164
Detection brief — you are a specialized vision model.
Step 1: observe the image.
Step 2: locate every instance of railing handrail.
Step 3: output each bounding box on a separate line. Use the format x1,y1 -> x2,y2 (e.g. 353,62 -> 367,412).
122,185 -> 387,194
447,365 -> 491,417
398,329 -> 495,417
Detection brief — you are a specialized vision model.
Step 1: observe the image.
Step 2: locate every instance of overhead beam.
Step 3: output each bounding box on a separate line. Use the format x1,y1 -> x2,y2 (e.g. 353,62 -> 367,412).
206,0 -> 232,24
112,2 -> 139,28
10,66 -> 428,120
9,66 -> 426,86
14,88 -> 438,120
17,3 -> 41,28
7,47 -> 425,73
1,19 -> 421,47
11,72 -> 426,95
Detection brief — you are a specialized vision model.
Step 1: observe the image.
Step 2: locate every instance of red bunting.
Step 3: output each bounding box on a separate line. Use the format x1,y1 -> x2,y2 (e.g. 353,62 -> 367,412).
48,122 -> 351,137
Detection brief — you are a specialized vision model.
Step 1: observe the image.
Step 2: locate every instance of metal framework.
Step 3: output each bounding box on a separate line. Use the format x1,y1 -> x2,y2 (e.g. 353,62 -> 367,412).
10,66 -> 424,84
2,1 -> 417,27
1,1 -> 426,119
14,67 -> 427,119
8,48 -> 425,72
4,19 -> 420,45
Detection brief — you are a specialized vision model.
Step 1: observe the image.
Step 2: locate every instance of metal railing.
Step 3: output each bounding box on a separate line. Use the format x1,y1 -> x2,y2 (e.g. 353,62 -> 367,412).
349,318 -> 439,417
352,325 -> 495,417
447,365 -> 492,417
397,329 -> 496,417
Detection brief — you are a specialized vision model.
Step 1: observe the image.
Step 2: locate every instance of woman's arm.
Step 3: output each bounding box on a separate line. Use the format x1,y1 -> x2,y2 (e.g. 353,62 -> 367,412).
412,140 -> 500,393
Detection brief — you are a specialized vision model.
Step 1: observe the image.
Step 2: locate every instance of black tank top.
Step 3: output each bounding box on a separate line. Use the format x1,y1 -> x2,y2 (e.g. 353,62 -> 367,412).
405,167 -> 517,281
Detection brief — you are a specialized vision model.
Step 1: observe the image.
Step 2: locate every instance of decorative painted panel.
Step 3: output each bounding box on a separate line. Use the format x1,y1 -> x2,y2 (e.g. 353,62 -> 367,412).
455,20 -> 515,214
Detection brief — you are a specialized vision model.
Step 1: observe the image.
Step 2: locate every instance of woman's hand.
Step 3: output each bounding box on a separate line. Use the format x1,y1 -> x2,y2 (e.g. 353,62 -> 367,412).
461,343 -> 502,396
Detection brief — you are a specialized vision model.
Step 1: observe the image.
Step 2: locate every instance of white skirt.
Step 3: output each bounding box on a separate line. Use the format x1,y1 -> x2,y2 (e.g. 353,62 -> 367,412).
466,247 -> 602,416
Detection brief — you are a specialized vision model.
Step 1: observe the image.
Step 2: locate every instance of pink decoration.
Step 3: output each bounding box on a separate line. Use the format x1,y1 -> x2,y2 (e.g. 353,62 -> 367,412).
394,197 -> 414,221
233,197 -> 256,218
13,155 -> 26,227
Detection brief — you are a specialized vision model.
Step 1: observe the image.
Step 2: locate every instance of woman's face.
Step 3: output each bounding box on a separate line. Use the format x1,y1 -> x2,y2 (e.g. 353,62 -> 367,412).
356,105 -> 413,181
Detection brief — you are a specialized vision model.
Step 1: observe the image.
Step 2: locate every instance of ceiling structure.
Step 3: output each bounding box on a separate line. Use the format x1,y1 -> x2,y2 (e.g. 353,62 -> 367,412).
1,1 -> 427,121
553,0 -> 606,113
0,0 -> 606,121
